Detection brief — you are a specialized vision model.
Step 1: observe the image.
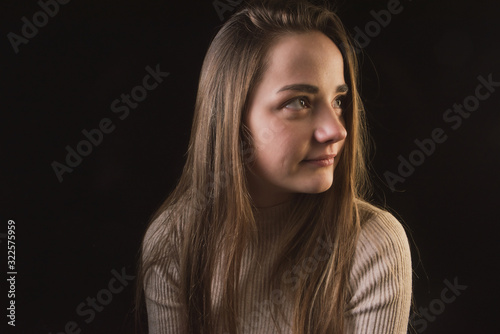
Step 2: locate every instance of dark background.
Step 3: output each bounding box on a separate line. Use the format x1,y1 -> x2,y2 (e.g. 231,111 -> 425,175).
1,0 -> 499,333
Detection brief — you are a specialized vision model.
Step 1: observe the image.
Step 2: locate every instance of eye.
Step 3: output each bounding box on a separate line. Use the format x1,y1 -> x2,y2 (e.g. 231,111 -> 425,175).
284,97 -> 310,111
333,95 -> 346,109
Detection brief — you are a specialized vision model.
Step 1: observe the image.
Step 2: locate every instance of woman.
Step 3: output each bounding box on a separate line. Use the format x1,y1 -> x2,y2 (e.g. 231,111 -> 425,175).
137,0 -> 412,333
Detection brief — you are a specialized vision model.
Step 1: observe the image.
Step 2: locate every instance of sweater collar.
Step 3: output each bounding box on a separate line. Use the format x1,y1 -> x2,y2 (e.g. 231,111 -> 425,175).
252,200 -> 294,236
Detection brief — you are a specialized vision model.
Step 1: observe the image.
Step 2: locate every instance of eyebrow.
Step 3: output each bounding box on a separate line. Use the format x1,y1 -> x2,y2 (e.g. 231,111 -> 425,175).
277,83 -> 349,94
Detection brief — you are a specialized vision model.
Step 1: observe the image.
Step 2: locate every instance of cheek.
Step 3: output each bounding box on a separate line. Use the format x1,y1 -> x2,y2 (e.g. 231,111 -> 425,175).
262,131 -> 307,176
250,113 -> 287,145
253,128 -> 305,171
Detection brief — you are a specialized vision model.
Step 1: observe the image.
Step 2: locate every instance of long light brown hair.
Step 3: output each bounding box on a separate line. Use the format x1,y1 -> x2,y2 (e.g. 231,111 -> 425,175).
136,0 -> 372,333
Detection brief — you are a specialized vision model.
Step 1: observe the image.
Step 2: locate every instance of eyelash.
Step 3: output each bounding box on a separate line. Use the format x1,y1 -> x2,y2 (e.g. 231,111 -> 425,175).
333,95 -> 346,109
284,96 -> 311,110
283,95 -> 347,112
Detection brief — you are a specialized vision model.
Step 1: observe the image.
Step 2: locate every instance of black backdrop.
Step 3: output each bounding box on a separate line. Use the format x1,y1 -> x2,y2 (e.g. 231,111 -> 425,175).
2,0 -> 499,333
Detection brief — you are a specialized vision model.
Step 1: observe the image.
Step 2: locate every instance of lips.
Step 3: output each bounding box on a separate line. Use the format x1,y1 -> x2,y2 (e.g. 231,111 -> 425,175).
303,154 -> 336,167
305,154 -> 337,161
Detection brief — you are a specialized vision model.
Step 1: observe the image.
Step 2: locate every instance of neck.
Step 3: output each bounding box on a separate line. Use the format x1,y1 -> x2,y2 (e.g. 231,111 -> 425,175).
246,171 -> 295,208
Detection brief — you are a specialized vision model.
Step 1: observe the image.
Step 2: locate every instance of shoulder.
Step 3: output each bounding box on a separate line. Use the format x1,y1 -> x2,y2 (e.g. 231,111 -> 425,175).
143,210 -> 171,253
141,203 -> 187,312
345,201 -> 413,332
355,200 -> 411,263
141,200 -> 187,293
142,201 -> 186,261
348,200 -> 412,297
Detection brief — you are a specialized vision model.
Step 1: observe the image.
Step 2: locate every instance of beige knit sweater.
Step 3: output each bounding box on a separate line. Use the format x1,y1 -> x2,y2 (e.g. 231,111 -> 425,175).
143,200 -> 412,333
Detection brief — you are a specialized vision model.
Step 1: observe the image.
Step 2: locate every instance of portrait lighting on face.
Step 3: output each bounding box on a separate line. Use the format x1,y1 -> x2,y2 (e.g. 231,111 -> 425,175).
138,2 -> 413,334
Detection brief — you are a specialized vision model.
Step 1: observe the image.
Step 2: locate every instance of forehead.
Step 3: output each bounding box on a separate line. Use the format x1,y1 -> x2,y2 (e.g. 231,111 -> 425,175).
263,31 -> 345,87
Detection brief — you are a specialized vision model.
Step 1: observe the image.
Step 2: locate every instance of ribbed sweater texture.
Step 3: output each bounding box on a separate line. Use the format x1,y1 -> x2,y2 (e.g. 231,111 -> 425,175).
143,201 -> 412,333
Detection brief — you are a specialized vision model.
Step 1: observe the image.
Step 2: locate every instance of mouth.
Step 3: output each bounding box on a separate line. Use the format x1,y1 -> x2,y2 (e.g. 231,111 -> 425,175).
302,154 -> 336,167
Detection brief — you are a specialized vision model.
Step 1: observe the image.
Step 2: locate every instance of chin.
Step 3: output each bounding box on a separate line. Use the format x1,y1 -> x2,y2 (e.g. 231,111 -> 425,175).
300,180 -> 333,194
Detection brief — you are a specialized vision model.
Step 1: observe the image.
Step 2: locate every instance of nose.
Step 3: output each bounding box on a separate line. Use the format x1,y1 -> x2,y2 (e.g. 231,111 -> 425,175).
313,103 -> 347,144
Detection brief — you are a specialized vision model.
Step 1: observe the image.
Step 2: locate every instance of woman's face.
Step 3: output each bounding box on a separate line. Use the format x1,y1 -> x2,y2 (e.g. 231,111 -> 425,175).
244,31 -> 348,207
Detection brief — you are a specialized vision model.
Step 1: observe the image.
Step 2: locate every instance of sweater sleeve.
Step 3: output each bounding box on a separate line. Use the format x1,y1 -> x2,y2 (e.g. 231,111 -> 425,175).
142,213 -> 187,333
344,210 -> 412,334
